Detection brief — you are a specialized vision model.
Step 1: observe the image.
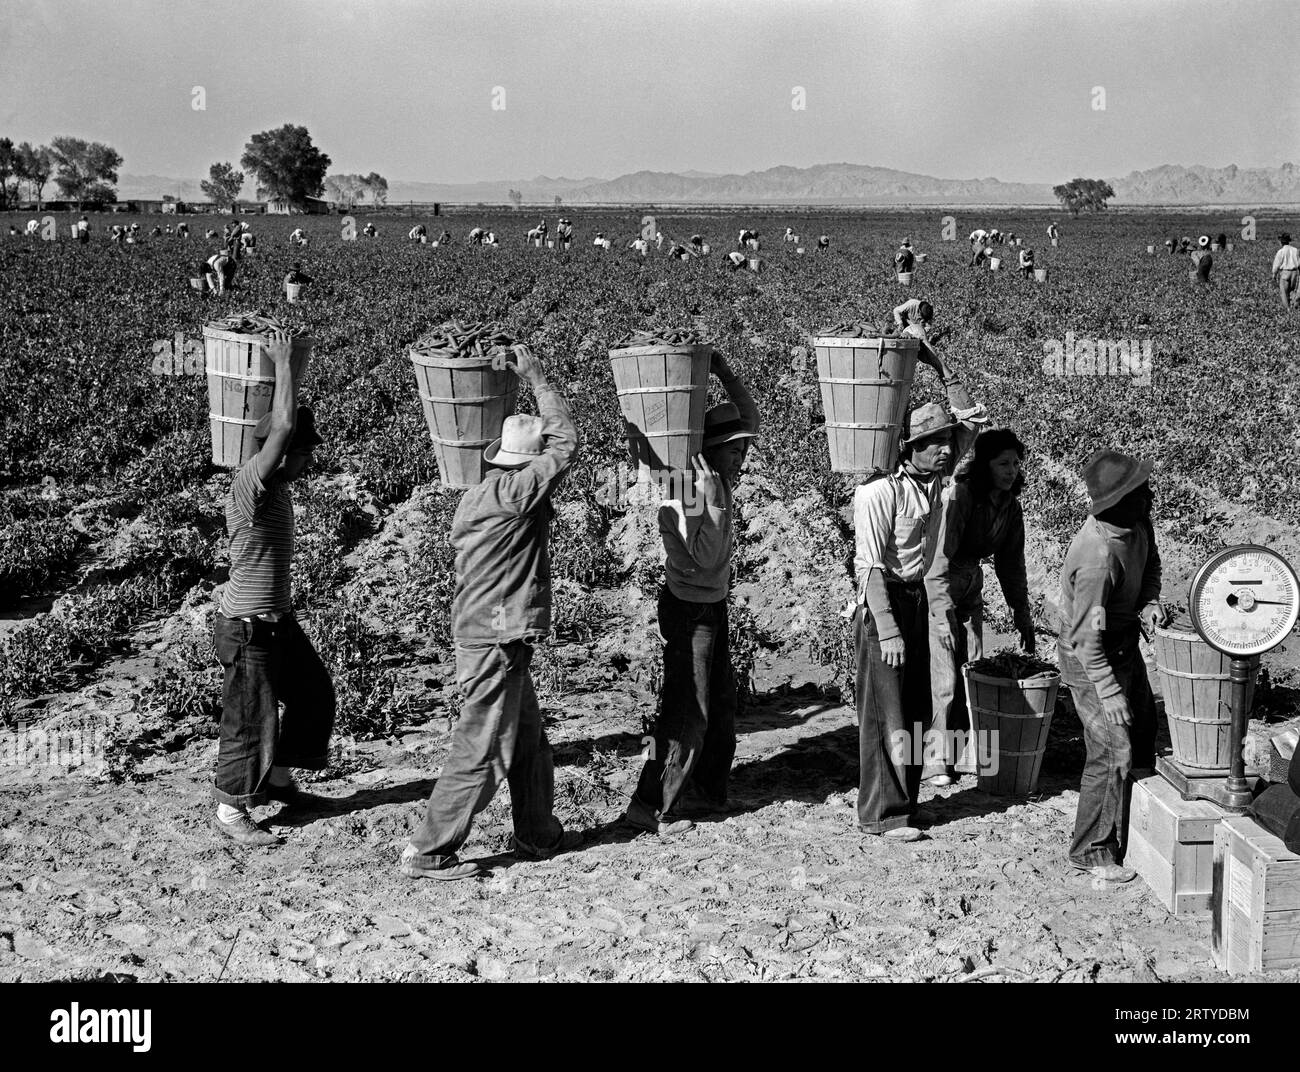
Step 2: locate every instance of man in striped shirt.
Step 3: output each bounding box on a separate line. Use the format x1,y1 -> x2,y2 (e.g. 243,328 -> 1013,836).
212,331 -> 335,846
1273,233 -> 1300,310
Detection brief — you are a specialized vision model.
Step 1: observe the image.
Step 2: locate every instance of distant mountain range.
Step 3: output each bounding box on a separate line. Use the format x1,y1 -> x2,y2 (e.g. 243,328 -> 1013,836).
115,162 -> 1300,206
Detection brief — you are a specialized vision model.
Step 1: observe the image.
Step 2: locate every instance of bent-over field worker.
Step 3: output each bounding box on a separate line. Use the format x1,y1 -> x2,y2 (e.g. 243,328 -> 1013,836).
1056,450 -> 1166,885
289,227 -> 306,246
362,222 -> 378,239
1018,246 -> 1035,278
212,331 -> 335,847
925,429 -> 1034,783
625,351 -> 760,837
1047,222 -> 1059,241
629,236 -> 649,255
409,223 -> 427,241
853,355 -> 988,841
725,250 -> 747,270
1190,235 -> 1213,284
1272,232 -> 1299,309
203,249 -> 237,294
895,239 -> 916,274
401,346 -> 583,880
284,261 -> 313,287
556,218 -> 573,249
817,234 -> 830,250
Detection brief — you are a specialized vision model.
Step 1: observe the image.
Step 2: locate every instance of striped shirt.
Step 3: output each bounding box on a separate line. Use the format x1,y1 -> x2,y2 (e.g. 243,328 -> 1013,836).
219,461 -> 294,618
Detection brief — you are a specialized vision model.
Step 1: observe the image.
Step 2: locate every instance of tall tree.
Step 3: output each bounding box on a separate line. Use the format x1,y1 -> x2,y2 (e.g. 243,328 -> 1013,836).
17,143 -> 55,209
200,161 -> 245,209
1052,178 -> 1116,217
0,139 -> 14,208
554,195 -> 562,208
363,171 -> 388,206
240,124 -> 331,205
507,188 -> 522,210
48,136 -> 123,207
323,173 -> 365,208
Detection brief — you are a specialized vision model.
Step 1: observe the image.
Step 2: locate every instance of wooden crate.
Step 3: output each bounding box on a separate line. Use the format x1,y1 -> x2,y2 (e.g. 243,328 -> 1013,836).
1125,774 -> 1222,916
1212,816 -> 1300,974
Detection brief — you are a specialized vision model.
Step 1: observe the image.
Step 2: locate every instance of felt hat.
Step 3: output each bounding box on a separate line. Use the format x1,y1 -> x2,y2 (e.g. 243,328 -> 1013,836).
1082,449 -> 1153,515
485,414 -> 545,468
702,404 -> 757,449
254,405 -> 323,450
902,402 -> 958,445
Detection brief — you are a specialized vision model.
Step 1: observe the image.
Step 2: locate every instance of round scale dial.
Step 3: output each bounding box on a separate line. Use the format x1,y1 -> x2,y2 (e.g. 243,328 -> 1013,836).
1189,546 -> 1299,657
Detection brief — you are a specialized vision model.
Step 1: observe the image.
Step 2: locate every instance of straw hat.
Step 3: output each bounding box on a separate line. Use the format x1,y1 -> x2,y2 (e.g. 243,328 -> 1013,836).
902,402 -> 958,446
1082,449 -> 1152,515
702,404 -> 757,449
485,414 -> 545,468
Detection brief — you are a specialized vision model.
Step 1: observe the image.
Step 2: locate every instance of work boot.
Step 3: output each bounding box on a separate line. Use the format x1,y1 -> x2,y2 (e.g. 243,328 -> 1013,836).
622,798 -> 694,837
212,812 -> 282,847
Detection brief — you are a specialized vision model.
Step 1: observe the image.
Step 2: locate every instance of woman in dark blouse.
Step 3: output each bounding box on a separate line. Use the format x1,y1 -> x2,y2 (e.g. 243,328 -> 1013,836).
924,429 -> 1035,784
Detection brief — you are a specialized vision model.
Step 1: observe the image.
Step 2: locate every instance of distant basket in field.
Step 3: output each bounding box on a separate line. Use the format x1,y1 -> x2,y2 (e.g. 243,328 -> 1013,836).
547,240 -> 554,248
1051,237 -> 1059,247
746,238 -> 760,251
190,276 -> 208,293
748,257 -> 761,271
897,271 -> 913,285
205,325 -> 313,468
1227,241 -> 1234,251
609,344 -> 711,478
284,282 -> 302,303
701,243 -> 711,254
988,257 -> 1001,271
1147,245 -> 1156,255
796,247 -> 805,254
1033,267 -> 1048,282
964,662 -> 1060,795
409,347 -> 518,489
1154,627 -> 1259,771
813,334 -> 918,474
915,253 -> 928,263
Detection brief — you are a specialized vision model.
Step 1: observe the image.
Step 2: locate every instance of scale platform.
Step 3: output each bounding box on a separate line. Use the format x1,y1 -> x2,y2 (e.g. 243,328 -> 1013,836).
1156,756 -> 1254,812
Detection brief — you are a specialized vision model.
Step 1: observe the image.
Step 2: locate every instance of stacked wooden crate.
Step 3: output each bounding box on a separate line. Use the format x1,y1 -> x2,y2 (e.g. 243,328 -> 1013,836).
1212,816 -> 1300,974
1125,774 -> 1222,916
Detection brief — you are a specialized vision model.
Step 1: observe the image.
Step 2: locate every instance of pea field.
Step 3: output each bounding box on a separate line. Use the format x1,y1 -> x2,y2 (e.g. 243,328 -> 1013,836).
1,208 -> 1298,983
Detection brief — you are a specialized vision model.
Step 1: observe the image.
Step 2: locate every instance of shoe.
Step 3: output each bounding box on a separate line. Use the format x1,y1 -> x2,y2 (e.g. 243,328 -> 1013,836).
879,826 -> 923,842
622,799 -> 694,837
398,845 -> 484,881
265,780 -> 330,810
212,812 -> 283,847
511,829 -> 585,861
1082,863 -> 1137,884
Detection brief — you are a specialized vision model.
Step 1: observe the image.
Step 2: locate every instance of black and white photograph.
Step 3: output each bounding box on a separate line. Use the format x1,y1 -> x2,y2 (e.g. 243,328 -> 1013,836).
2,0 -> 1299,1033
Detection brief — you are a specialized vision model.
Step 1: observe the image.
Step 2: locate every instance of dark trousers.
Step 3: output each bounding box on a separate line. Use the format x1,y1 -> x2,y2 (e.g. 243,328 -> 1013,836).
633,589 -> 737,818
928,566 -> 984,773
856,583 -> 931,832
1058,632 -> 1157,867
213,614 -> 335,807
409,641 -> 563,861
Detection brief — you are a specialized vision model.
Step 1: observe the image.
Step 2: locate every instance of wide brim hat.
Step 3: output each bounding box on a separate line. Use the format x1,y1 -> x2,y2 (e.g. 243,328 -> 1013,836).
702,403 -> 757,449
902,401 -> 959,445
485,414 -> 545,468
253,405 -> 324,450
1083,449 -> 1153,515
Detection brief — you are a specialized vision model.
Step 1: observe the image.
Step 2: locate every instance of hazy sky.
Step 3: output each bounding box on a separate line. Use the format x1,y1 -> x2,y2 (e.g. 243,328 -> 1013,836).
2,0 -> 1296,184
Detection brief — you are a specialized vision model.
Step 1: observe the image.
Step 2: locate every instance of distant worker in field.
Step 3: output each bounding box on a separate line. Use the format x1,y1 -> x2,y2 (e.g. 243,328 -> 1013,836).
1047,222 -> 1059,242
400,345 -> 584,880
690,234 -> 705,254
1190,235 -> 1213,284
895,239 -> 916,274
75,216 -> 91,243
25,219 -> 39,236
817,235 -> 830,250
1272,232 -> 1299,310
408,223 -> 427,241
655,230 -> 665,251
284,260 -> 313,288
110,225 -> 125,244
629,236 -> 649,255
971,241 -> 993,267
1018,246 -> 1035,278
968,228 -> 988,250
625,349 -> 760,837
988,228 -> 1002,245
1057,450 -> 1167,885
556,218 -> 573,250
725,250 -> 748,270
362,222 -> 378,239
1164,238 -> 1175,255
784,227 -> 797,244
202,247 -> 238,295
211,329 -> 335,848
467,226 -> 485,245
436,230 -> 451,244
738,228 -> 756,248
7,225 -> 16,236
206,228 -> 219,241
534,218 -> 548,245
289,227 -> 307,246
239,230 -> 256,253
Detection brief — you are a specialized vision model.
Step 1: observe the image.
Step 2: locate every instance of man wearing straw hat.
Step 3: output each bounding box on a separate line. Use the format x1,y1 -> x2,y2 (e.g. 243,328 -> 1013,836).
895,239 -> 916,275
212,331 -> 334,847
852,357 -> 988,842
1056,450 -> 1167,885
625,351 -> 760,837
401,345 -> 583,880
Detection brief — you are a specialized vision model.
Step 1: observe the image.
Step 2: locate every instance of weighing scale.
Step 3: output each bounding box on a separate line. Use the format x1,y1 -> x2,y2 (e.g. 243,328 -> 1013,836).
1156,545 -> 1300,812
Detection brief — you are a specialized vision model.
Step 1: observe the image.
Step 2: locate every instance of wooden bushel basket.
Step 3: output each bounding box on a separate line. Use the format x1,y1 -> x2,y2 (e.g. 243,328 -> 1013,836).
1034,268 -> 1048,282
897,271 -> 913,285
748,257 -> 761,272
190,276 -> 208,293
1154,627 -> 1259,771
205,326 -> 314,468
409,349 -> 518,489
1051,237 -> 1059,247
284,282 -> 302,303
609,344 -> 710,479
964,665 -> 1060,795
813,335 -> 918,474
988,257 -> 1001,271
1147,245 -> 1156,255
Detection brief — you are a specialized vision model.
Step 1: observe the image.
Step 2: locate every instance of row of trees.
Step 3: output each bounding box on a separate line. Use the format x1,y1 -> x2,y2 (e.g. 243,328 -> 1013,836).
0,137 -> 123,209
202,127 -> 385,210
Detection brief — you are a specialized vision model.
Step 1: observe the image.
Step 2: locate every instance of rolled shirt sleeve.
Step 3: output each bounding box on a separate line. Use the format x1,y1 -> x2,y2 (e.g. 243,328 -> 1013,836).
491,385 -> 579,514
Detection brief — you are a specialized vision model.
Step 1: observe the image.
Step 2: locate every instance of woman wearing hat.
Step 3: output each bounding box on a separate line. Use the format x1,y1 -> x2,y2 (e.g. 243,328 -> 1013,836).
626,350 -> 760,836
212,331 -> 335,846
925,429 -> 1035,784
895,240 -> 916,275
402,346 -> 583,879
852,360 -> 988,841
1056,450 -> 1167,884
1190,235 -> 1213,284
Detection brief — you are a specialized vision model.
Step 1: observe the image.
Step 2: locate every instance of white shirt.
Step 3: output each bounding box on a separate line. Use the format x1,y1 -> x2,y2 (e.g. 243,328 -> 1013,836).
853,469 -> 948,589
630,239 -> 648,253
1273,244 -> 1300,271
969,229 -> 987,242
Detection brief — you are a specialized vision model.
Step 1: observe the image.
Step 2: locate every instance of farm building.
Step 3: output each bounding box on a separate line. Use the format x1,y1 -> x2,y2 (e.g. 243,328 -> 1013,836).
266,197 -> 332,215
